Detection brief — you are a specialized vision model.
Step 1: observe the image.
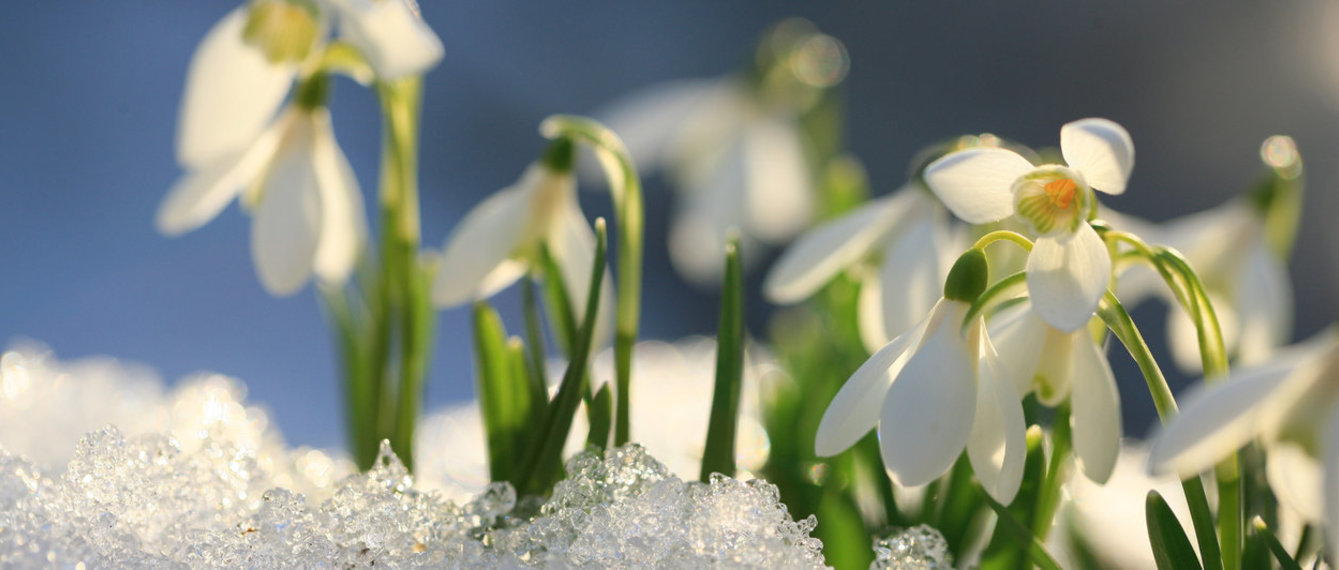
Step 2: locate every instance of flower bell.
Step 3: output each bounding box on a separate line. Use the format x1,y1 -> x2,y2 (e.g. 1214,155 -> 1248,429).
814,250 -> 1027,504
925,118 -> 1134,332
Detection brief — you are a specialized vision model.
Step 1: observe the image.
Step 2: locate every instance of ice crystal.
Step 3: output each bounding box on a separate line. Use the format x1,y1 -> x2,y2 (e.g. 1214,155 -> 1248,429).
870,525 -> 953,570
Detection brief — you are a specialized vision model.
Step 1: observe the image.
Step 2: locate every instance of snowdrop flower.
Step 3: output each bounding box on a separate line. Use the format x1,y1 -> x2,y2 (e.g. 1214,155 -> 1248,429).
764,185 -> 960,351
814,251 -> 1028,504
989,300 -> 1122,484
158,4 -> 365,296
327,0 -> 443,80
925,118 -> 1135,332
596,21 -> 846,285
1148,330 -> 1339,550
432,140 -> 613,344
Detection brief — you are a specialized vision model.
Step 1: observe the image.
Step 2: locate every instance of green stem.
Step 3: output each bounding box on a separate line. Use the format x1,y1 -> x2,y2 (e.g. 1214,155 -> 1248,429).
375,76 -> 433,472
540,116 -> 644,446
1032,402 -> 1071,542
971,229 -> 1035,252
1100,293 -> 1223,570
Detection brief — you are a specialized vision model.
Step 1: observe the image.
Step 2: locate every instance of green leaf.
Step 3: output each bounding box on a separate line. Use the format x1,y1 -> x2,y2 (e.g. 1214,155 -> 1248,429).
1146,490 -> 1203,570
586,383 -> 613,450
471,302 -> 530,484
518,219 -> 608,496
1251,517 -> 1303,570
979,425 -> 1047,570
978,486 -> 1064,570
701,237 -> 745,482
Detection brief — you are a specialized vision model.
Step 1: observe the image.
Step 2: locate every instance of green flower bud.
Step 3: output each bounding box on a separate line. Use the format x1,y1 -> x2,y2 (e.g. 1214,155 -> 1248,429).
542,137 -> 575,173
943,248 -> 989,303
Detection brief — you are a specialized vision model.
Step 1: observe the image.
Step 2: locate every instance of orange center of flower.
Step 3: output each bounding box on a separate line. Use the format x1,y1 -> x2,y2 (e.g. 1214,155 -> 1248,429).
1043,178 -> 1078,210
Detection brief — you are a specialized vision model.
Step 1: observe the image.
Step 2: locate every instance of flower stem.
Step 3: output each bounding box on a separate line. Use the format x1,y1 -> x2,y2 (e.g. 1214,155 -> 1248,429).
540,116 -> 644,446
1031,402 -> 1070,542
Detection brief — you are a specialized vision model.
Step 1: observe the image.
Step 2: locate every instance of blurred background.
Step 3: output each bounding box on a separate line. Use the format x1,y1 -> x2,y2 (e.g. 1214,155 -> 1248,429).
4,0 -> 1339,450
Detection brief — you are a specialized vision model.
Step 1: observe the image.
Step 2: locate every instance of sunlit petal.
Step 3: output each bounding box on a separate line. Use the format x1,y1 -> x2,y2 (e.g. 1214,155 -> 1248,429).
815,305 -> 933,457
158,114 -> 287,235
309,110 -> 366,285
251,125 -> 322,296
924,147 -> 1033,224
742,117 -> 812,243
987,302 -> 1048,397
1060,118 -> 1134,195
547,193 -> 616,350
880,302 -> 977,487
596,79 -> 726,175
1070,333 -> 1122,484
1233,239 -> 1292,366
1267,442 -> 1323,523
177,8 -> 294,169
765,192 -> 907,304
968,328 -> 1027,504
333,0 -> 444,80
1026,224 -> 1110,332
871,215 -> 948,350
432,168 -> 541,307
1148,353 -> 1323,478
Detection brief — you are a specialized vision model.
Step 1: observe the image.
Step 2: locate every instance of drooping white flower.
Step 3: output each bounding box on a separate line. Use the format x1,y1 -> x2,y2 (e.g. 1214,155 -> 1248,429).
432,142 -> 613,346
160,104 -> 366,296
327,0 -> 443,81
814,253 -> 1028,504
989,301 -> 1122,484
764,185 -> 961,351
925,118 -> 1135,332
597,77 -> 815,285
1147,330 -> 1339,551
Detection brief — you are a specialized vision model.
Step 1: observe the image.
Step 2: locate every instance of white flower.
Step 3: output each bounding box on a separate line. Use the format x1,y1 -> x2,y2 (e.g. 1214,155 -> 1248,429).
763,186 -> 961,351
1152,200 -> 1291,372
327,0 -> 443,80
814,296 -> 1028,504
925,118 -> 1135,332
432,147 -> 613,345
160,107 -> 366,296
989,301 -> 1122,484
1147,331 -> 1339,551
597,77 -> 814,285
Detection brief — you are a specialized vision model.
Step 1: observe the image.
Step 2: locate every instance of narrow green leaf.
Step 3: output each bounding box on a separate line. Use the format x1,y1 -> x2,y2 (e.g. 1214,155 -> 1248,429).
321,285 -> 376,472
519,219 -> 608,496
391,259 -> 434,473
978,486 -> 1064,570
586,383 -> 613,449
521,275 -> 550,419
980,425 -> 1047,570
701,238 -> 745,482
471,302 -> 524,484
1147,490 -> 1203,570
1252,517 -> 1303,570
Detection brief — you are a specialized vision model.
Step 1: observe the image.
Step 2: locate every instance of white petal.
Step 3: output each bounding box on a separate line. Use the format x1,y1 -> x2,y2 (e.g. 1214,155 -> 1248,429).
987,302 -> 1048,397
880,302 -> 978,487
432,168 -> 542,307
594,78 -> 727,176
1267,442 -> 1324,523
334,0 -> 444,80
765,192 -> 908,304
924,147 -> 1033,224
1323,413 -> 1339,557
742,117 -> 812,243
967,328 -> 1027,504
1070,333 -> 1122,484
251,123 -> 322,296
177,8 -> 294,169
1026,224 -> 1111,332
309,110 -> 366,285
815,306 -> 933,457
547,194 -> 616,350
1233,238 -> 1292,366
158,113 -> 287,235
1060,118 -> 1134,195
871,214 -> 947,347
1147,353 -> 1323,478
